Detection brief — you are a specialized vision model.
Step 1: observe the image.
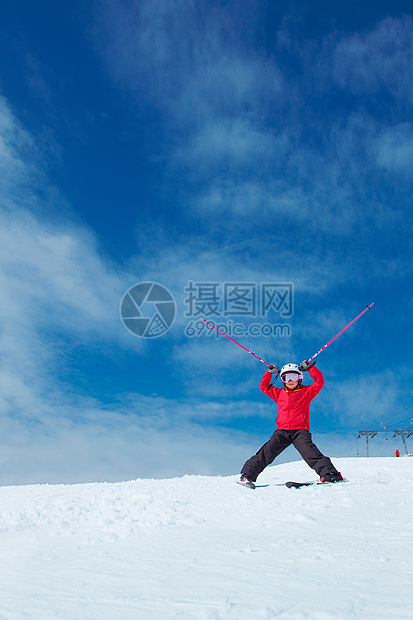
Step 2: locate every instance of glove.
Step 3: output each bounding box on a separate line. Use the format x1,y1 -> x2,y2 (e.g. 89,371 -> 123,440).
299,360 -> 315,371
268,364 -> 280,374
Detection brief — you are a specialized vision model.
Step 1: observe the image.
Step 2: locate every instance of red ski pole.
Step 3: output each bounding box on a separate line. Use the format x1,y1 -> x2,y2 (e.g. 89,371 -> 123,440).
199,318 -> 271,366
307,303 -> 374,363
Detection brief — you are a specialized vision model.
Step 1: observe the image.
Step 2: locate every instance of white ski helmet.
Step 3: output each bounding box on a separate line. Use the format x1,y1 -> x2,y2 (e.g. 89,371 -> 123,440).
280,363 -> 303,383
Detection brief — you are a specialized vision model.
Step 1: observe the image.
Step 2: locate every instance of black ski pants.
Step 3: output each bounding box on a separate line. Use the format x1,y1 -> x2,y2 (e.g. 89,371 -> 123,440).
241,429 -> 339,482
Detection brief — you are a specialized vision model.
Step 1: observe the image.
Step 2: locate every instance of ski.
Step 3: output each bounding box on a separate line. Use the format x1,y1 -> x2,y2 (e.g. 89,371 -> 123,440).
286,479 -> 347,489
236,479 -> 347,490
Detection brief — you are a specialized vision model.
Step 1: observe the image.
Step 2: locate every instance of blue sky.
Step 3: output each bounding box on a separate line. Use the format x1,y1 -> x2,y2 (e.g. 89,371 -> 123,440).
1,0 -> 412,484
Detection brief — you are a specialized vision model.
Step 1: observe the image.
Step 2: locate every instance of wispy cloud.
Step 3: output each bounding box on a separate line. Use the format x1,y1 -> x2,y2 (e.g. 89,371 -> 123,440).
0,94 -> 297,484
1,4 -> 412,484
0,393 -> 268,484
332,16 -> 413,102
94,4 -> 413,254
95,0 -> 282,116
375,123 -> 413,177
320,371 -> 400,431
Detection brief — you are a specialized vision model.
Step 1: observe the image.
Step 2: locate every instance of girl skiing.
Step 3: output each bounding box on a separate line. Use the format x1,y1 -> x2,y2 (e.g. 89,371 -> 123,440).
239,361 -> 342,488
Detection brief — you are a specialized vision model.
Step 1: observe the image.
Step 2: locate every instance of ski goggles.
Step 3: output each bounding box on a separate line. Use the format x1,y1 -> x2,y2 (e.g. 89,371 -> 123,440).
281,372 -> 301,383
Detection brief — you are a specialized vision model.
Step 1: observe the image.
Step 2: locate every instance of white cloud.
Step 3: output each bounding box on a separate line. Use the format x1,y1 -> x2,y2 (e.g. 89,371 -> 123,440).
95,0 -> 283,116
376,123 -> 413,177
0,396 -> 264,484
2,4 -> 412,484
0,97 -> 39,202
93,1 -> 287,197
321,371 -> 399,429
172,120 -> 289,177
0,93 -> 301,484
92,4 -> 413,248
0,212 -> 122,332
0,96 -> 145,483
332,16 -> 413,101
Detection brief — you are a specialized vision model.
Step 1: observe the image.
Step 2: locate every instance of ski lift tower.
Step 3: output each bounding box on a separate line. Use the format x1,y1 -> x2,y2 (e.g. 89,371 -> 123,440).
357,430 -> 413,457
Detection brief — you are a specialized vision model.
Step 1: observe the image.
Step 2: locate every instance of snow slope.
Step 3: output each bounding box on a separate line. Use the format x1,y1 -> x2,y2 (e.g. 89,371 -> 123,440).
0,457 -> 412,620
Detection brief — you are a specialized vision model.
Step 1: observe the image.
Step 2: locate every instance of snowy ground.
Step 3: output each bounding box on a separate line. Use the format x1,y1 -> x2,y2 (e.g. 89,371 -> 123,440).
0,457 -> 412,620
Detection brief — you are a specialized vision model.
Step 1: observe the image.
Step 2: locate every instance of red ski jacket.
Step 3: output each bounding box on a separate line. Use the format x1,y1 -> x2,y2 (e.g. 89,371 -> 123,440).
260,366 -> 324,431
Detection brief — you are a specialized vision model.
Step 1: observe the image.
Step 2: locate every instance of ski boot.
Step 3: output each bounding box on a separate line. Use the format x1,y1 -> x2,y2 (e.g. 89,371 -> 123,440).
320,472 -> 343,483
238,473 -> 256,489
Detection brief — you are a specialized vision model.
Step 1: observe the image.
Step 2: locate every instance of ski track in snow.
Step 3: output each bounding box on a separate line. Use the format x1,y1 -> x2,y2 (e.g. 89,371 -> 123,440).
0,457 -> 412,619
